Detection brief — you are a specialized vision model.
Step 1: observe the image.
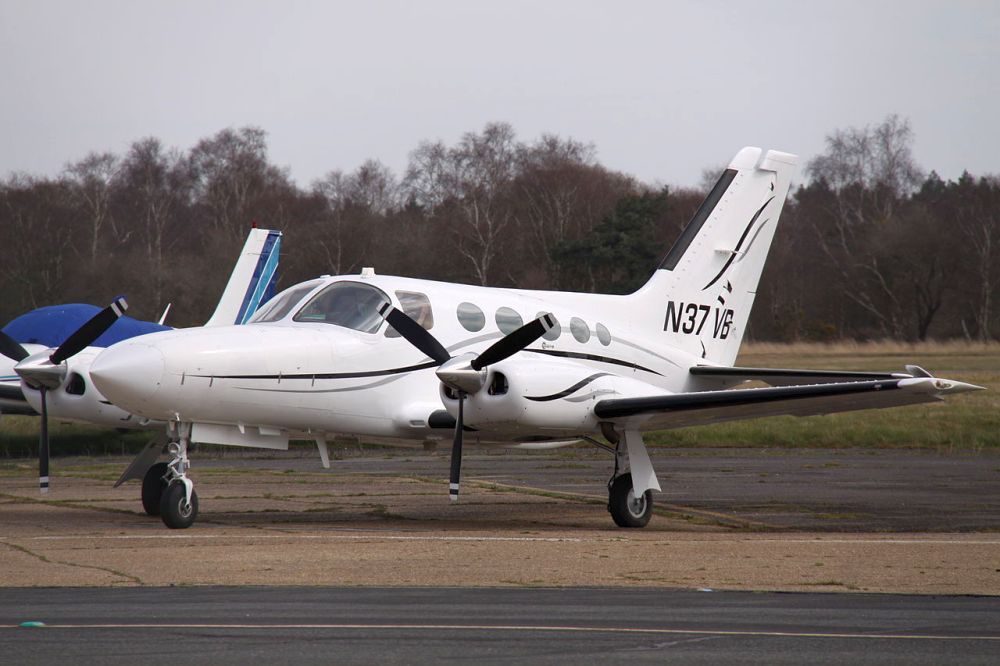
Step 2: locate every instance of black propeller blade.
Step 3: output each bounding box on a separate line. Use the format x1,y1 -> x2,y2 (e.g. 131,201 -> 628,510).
38,388 -> 49,494
1,329 -> 41,490
449,392 -> 464,501
471,313 -> 556,371
49,296 -> 128,364
378,303 -> 450,364
0,330 -> 29,362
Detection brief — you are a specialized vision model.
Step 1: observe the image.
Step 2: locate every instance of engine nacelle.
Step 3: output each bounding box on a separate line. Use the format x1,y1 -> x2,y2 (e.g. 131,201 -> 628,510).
20,350 -> 152,429
439,357 -> 666,433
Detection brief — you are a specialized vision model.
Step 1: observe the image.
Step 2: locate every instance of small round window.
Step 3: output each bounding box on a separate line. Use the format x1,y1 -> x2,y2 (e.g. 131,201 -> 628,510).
496,307 -> 523,335
457,302 -> 485,332
596,323 -> 611,346
570,317 -> 590,343
537,312 -> 561,341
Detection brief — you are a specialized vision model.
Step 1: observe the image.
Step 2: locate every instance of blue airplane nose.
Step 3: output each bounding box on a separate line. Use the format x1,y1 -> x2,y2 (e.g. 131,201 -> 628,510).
90,342 -> 165,410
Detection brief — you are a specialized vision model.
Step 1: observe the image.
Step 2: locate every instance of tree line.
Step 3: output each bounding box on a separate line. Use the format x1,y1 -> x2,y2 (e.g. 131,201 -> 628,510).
1,116 -> 997,342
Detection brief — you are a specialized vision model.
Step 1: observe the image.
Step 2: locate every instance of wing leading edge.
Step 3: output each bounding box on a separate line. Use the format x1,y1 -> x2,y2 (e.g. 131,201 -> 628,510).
594,376 -> 982,431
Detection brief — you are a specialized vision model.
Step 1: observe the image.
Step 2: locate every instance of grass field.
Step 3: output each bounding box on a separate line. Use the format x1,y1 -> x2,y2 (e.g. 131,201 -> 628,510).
0,341 -> 996,457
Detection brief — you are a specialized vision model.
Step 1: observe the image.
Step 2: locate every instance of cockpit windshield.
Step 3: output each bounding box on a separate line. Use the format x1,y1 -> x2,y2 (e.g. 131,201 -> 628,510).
250,280 -> 323,323
292,281 -> 390,333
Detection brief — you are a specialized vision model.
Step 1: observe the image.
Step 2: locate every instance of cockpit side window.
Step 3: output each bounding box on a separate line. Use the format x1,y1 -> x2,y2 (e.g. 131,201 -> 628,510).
385,291 -> 434,337
293,281 -> 390,333
250,280 -> 324,323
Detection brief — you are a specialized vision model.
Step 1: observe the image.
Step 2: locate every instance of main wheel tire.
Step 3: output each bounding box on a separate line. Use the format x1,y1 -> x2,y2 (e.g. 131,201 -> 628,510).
141,462 -> 169,516
160,481 -> 198,529
608,473 -> 653,528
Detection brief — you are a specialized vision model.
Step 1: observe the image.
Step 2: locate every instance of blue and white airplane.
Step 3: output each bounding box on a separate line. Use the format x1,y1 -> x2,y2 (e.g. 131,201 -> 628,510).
0,227 -> 281,492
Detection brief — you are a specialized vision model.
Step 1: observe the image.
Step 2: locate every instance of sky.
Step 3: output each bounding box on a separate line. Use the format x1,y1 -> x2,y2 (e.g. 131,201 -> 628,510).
0,1 -> 997,188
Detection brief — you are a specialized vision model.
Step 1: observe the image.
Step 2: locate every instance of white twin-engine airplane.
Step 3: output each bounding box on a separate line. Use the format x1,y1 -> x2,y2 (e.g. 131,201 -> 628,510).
83,147 -> 978,530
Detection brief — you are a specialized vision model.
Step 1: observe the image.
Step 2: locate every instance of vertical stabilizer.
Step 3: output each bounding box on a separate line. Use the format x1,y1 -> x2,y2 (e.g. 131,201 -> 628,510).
629,148 -> 798,366
204,228 -> 282,327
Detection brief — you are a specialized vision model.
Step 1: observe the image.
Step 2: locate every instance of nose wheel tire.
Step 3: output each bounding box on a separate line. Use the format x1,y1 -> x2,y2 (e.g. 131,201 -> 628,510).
608,473 -> 653,528
141,462 -> 169,516
160,481 -> 198,529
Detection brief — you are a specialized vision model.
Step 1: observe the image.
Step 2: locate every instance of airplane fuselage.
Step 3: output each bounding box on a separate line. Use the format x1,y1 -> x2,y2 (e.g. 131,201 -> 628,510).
91,272 -> 730,448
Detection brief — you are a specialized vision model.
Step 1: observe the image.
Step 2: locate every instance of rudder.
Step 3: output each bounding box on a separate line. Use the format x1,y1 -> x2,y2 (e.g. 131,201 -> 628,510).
630,147 -> 798,366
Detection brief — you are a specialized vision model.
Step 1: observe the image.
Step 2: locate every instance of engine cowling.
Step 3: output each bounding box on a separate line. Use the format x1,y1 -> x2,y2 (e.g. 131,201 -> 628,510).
439,357 -> 666,433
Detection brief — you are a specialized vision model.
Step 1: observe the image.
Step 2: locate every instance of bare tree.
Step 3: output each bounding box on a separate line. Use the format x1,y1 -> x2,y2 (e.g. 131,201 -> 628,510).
188,127 -> 290,241
807,113 -> 923,223
804,115 -> 927,338
118,138 -> 191,311
0,175 -> 77,310
405,123 -> 519,285
952,174 -> 1000,340
513,135 -> 631,288
312,160 -> 398,275
65,152 -> 121,265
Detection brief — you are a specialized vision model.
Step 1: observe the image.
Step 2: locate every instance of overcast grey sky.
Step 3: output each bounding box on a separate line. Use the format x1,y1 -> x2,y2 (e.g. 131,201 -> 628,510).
0,1 -> 996,188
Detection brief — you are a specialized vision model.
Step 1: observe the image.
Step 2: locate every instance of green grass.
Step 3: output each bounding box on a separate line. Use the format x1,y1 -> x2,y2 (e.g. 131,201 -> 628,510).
1,341 -> 996,456
0,416 -> 151,458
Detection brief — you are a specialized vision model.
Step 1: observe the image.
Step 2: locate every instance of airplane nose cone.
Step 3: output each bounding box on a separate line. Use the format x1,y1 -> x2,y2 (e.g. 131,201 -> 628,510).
90,343 -> 165,409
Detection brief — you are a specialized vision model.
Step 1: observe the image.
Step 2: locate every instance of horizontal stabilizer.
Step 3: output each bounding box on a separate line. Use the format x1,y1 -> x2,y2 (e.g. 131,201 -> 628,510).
594,377 -> 982,430
690,365 -> 911,387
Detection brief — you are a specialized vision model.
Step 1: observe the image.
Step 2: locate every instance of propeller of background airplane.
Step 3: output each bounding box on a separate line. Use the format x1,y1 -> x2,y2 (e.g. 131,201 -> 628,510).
0,297 -> 128,493
379,303 -> 555,501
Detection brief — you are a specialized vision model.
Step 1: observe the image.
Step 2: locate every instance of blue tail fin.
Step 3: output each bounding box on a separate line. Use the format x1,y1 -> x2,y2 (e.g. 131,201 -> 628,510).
204,228 -> 282,327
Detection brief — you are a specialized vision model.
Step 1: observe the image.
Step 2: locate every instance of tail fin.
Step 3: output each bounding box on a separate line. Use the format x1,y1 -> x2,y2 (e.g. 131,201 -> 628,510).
204,228 -> 282,327
630,147 -> 797,366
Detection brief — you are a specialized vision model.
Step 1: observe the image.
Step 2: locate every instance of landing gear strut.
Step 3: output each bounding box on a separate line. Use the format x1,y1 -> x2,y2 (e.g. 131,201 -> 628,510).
600,425 -> 659,528
159,422 -> 198,529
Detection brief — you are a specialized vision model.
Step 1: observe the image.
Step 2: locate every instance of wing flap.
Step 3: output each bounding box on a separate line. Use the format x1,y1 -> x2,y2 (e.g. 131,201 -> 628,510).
594,377 -> 981,430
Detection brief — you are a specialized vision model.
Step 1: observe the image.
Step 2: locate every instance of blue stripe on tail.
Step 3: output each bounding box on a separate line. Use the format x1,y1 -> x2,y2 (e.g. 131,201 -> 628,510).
235,231 -> 282,325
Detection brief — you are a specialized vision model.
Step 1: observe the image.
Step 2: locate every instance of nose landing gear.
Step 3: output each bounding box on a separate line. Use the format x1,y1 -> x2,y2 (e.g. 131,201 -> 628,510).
158,422 -> 198,529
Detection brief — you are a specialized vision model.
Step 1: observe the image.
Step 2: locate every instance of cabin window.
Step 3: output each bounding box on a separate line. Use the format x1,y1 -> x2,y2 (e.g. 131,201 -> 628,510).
570,317 -> 591,343
293,281 -> 390,333
596,323 -> 611,346
251,280 -> 323,323
457,302 -> 486,332
537,312 -> 561,341
385,291 -> 435,337
495,307 -> 523,335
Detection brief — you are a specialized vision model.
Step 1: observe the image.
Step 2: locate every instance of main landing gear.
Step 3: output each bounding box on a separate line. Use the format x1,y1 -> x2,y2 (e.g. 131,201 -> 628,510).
608,473 -> 653,528
599,426 -> 661,528
139,422 -> 198,529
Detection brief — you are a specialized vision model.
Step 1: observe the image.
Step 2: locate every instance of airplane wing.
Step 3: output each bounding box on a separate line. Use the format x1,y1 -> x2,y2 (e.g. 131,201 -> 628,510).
594,376 -> 982,431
